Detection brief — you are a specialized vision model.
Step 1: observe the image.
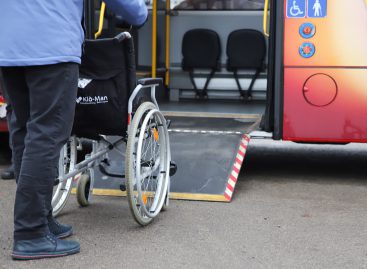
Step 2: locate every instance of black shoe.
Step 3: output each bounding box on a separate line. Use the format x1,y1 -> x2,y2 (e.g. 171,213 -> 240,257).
1,167 -> 14,180
12,234 -> 80,260
48,217 -> 73,239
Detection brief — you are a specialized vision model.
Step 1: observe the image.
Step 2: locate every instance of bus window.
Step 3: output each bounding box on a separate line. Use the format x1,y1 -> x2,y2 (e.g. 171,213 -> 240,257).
144,0 -> 265,10
171,0 -> 265,10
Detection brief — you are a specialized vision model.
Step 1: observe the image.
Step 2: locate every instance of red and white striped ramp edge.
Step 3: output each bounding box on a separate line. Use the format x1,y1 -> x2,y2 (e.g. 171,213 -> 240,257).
224,134 -> 251,202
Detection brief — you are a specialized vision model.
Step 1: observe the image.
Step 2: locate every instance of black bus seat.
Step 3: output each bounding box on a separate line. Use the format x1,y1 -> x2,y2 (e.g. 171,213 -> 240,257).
182,29 -> 221,99
226,29 -> 266,101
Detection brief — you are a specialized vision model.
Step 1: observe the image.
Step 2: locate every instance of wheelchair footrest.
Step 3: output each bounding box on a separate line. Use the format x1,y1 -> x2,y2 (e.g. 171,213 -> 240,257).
99,163 -> 125,179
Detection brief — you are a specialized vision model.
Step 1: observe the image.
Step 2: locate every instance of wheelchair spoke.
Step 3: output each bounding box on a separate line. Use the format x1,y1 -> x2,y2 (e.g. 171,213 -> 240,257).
138,157 -> 160,181
137,115 -> 162,209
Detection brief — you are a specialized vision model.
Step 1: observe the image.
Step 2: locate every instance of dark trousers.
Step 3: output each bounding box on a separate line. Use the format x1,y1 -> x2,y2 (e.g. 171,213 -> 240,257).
1,63 -> 78,240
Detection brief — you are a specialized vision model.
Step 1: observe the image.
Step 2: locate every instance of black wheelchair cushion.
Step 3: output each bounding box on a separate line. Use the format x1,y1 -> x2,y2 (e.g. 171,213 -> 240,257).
226,29 -> 266,71
182,29 -> 221,70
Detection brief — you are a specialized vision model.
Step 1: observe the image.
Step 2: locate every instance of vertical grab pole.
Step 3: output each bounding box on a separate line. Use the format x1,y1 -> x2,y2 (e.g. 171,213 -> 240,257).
151,0 -> 158,78
95,2 -> 106,39
165,0 -> 171,87
263,0 -> 270,37
84,0 -> 95,39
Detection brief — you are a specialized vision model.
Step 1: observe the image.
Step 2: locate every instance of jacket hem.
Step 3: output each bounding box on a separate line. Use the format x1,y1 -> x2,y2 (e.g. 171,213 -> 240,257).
0,56 -> 81,66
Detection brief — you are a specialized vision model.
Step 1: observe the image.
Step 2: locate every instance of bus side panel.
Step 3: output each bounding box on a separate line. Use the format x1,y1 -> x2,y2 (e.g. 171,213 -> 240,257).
283,68 -> 367,143
282,0 -> 367,143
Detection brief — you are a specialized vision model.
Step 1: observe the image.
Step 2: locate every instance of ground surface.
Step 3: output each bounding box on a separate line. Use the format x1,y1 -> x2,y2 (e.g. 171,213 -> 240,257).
1,138 -> 367,269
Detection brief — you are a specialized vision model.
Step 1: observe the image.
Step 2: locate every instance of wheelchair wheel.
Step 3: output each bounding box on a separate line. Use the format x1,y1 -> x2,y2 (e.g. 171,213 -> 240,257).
52,137 -> 77,216
126,102 -> 170,226
162,180 -> 170,211
76,173 -> 91,207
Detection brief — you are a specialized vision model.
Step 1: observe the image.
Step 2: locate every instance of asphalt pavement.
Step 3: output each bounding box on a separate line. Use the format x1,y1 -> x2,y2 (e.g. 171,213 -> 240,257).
1,139 -> 367,269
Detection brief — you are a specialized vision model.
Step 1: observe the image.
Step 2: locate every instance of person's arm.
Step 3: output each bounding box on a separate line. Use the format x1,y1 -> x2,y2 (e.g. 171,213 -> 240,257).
103,0 -> 148,27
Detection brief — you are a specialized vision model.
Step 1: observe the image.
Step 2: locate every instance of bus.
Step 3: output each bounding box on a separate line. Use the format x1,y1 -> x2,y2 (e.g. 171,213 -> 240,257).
71,0 -> 367,201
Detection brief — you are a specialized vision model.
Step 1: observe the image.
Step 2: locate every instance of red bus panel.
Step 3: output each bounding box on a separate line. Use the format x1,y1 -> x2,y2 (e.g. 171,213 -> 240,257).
283,0 -> 367,142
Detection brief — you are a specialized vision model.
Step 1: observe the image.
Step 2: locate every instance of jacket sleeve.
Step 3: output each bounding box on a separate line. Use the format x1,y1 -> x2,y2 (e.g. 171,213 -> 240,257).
103,0 -> 148,27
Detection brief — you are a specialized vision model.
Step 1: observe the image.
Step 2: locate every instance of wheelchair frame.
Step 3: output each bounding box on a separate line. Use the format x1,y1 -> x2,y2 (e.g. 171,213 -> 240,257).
52,33 -> 172,226
56,80 -> 163,184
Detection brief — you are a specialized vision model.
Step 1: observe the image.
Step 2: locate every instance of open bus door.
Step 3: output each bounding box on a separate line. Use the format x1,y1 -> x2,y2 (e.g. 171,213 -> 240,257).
264,0 -> 367,143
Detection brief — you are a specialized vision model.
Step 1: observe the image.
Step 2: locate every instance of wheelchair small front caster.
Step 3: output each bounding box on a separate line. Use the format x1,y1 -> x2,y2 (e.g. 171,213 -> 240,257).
119,184 -> 126,192
76,174 -> 91,207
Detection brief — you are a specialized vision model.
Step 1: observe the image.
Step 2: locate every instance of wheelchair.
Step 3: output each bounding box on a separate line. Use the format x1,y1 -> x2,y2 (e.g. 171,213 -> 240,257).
51,32 -> 175,226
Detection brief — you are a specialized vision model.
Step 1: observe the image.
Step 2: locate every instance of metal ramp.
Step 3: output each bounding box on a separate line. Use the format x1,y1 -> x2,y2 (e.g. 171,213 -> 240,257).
86,114 -> 260,202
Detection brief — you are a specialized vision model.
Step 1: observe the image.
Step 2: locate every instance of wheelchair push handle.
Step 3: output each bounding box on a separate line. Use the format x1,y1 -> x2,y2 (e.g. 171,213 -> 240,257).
113,32 -> 131,44
137,78 -> 163,87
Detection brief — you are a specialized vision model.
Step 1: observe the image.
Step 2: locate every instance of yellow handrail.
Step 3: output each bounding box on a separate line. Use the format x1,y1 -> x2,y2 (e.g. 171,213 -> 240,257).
263,0 -> 269,37
165,0 -> 171,86
95,2 -> 106,39
151,0 -> 158,78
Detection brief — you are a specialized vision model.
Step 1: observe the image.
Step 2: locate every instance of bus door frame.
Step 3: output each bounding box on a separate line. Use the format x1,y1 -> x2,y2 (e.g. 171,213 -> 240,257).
263,0 -> 284,140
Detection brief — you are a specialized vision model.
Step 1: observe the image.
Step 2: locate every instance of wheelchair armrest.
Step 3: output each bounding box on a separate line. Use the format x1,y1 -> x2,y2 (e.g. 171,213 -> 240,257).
128,78 -> 162,114
137,78 -> 162,87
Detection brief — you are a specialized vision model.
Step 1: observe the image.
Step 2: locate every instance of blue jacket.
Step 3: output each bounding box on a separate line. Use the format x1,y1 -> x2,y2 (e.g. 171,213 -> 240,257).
0,0 -> 147,66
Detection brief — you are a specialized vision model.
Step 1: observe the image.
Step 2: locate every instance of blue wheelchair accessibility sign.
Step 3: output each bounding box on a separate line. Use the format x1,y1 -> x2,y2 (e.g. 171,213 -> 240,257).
286,0 -> 306,18
307,0 -> 327,18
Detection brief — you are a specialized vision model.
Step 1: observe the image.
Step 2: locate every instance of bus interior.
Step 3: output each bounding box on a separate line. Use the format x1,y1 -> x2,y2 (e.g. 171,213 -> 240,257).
88,0 -> 271,135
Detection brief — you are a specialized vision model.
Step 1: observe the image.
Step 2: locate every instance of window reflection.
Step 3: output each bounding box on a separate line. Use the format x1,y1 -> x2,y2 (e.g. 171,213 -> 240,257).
172,0 -> 265,10
144,0 -> 265,10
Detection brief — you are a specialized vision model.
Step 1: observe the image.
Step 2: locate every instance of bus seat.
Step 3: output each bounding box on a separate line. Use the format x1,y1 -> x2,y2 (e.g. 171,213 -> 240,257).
182,29 -> 221,99
226,29 -> 266,100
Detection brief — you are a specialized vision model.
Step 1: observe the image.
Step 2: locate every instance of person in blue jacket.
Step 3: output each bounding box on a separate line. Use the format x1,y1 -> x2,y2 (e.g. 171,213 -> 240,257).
0,0 -> 147,260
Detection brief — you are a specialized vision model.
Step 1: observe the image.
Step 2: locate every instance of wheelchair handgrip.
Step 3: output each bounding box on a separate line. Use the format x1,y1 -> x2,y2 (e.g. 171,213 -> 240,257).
113,32 -> 131,44
137,78 -> 163,87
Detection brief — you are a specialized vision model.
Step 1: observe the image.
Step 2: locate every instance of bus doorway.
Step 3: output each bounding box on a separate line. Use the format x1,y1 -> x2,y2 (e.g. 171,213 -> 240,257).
86,0 -> 268,202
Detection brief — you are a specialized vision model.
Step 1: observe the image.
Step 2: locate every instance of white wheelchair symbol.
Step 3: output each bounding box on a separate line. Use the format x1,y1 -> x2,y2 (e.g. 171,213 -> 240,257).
290,0 -> 304,16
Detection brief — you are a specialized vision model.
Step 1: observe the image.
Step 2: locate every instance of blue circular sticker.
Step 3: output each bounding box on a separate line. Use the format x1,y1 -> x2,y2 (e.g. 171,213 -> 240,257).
299,42 -> 315,58
299,23 -> 316,39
